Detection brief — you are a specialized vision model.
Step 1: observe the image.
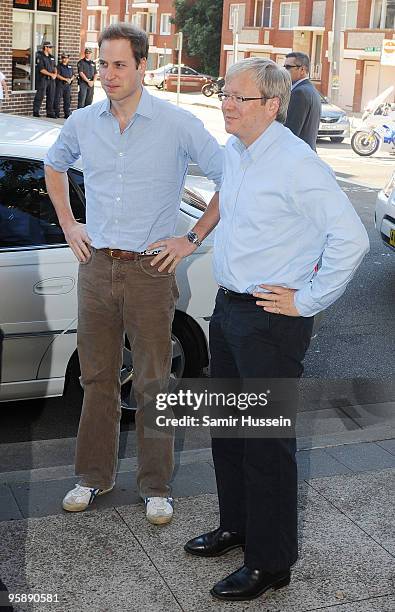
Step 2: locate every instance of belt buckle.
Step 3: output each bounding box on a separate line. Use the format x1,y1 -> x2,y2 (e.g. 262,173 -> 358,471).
109,249 -> 121,260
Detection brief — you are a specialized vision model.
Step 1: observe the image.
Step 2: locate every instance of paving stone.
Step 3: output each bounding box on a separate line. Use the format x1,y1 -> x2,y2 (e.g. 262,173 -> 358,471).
117,487 -> 395,612
308,468 -> 395,556
377,439 -> 395,455
0,510 -> 180,612
297,448 -> 352,479
312,594 -> 395,612
325,442 -> 395,472
0,483 -> 23,521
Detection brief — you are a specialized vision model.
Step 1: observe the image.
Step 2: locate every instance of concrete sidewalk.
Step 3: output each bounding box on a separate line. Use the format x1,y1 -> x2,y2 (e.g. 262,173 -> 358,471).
0,395 -> 394,612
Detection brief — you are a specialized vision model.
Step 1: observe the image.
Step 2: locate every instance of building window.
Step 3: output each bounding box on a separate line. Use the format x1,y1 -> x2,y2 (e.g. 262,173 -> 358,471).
148,13 -> 156,33
87,15 -> 96,31
279,2 -> 299,29
101,13 -> 107,30
109,15 -> 118,25
254,1 -> 272,27
12,1 -> 58,93
340,0 -> 358,30
229,4 -> 246,30
132,12 -> 155,32
160,13 -> 171,35
311,0 -> 326,27
371,0 -> 395,28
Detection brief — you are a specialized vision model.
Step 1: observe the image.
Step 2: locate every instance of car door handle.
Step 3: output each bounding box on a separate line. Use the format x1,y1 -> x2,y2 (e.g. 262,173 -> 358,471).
34,277 -> 75,295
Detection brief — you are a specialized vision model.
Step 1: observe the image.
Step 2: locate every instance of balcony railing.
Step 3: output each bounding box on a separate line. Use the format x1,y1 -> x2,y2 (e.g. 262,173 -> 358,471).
311,64 -> 322,80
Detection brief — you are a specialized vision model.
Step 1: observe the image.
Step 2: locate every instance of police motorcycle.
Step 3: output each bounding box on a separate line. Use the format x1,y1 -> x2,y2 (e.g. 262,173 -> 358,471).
351,86 -> 395,157
201,77 -> 225,97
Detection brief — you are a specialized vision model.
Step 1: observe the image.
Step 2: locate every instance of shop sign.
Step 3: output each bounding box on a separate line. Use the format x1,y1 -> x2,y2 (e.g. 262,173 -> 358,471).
13,0 -> 35,9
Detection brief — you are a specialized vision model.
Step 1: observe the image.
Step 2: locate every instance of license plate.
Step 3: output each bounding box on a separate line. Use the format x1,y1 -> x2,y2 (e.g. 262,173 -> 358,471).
320,124 -> 339,131
390,229 -> 395,247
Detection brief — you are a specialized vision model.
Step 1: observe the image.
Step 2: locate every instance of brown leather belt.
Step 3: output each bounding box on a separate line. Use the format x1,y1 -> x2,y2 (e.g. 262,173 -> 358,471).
99,248 -> 157,261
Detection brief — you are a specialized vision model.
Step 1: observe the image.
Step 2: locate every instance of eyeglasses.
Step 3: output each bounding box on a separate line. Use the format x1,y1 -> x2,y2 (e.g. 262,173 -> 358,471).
284,64 -> 302,70
218,92 -> 272,104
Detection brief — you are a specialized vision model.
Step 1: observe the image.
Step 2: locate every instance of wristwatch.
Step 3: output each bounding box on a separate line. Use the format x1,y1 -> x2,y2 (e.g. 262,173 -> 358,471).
186,231 -> 202,247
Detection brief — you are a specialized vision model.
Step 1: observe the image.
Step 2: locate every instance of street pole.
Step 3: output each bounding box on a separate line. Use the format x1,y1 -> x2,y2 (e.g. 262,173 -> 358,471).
163,43 -> 167,90
176,31 -> 183,106
330,0 -> 342,105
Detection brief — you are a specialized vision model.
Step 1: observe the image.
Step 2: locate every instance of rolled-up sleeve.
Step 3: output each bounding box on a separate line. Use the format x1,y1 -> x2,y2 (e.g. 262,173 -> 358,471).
182,112 -> 223,191
44,114 -> 81,172
292,157 -> 370,317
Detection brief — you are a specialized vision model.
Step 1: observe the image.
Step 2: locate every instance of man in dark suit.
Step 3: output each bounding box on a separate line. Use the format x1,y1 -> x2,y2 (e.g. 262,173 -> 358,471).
284,52 -> 321,150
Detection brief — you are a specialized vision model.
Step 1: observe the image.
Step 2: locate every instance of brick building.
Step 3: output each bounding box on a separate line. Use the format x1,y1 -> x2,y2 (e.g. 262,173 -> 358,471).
1,0 -> 82,116
220,1 -> 395,111
81,0 -> 193,70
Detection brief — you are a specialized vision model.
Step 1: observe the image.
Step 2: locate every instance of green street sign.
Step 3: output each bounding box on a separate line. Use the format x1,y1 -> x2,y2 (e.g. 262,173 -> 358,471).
364,46 -> 381,52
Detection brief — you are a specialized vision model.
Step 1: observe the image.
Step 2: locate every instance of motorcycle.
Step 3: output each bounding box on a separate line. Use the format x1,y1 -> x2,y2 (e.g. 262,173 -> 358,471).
351,123 -> 395,156
201,77 -> 225,97
351,86 -> 395,157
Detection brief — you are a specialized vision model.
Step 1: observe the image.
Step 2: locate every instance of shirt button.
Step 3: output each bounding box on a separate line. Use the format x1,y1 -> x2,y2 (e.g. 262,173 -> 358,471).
119,152 -> 124,157
116,197 -> 120,201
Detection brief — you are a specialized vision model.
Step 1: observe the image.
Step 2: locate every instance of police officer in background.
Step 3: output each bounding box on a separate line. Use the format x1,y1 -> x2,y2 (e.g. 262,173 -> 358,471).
55,53 -> 74,119
33,41 -> 57,118
77,48 -> 97,108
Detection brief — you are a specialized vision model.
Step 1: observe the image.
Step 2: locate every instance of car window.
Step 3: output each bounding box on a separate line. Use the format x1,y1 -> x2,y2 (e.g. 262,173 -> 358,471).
68,168 -> 85,196
0,157 -> 85,249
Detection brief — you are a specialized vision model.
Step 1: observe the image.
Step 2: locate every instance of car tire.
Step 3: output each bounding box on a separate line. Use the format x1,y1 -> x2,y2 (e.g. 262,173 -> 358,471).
330,137 -> 344,143
64,313 -> 206,411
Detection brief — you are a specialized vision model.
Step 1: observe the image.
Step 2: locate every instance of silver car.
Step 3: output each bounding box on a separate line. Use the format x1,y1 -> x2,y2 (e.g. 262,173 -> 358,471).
0,115 -> 218,407
318,94 -> 350,143
375,171 -> 395,250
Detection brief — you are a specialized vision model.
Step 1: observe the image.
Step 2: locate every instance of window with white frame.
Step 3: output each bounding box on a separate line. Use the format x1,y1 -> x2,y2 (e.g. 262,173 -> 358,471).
160,13 -> 171,35
148,13 -> 156,33
229,4 -> 246,30
370,0 -> 395,28
109,15 -> 118,25
279,2 -> 299,29
254,1 -> 272,27
340,0 -> 358,30
87,15 -> 96,31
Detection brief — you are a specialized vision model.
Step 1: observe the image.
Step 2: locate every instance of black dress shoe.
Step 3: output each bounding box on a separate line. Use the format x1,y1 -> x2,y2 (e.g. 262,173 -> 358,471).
184,527 -> 244,557
33,113 -> 40,117
210,565 -> 291,601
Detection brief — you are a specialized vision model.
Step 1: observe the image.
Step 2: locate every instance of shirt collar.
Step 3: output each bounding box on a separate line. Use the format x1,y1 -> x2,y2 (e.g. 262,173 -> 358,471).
232,120 -> 282,160
98,86 -> 154,119
291,77 -> 309,90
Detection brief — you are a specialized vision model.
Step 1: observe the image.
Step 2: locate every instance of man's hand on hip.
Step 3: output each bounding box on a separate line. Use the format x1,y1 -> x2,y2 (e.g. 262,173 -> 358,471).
148,236 -> 198,273
253,284 -> 300,317
63,222 -> 92,263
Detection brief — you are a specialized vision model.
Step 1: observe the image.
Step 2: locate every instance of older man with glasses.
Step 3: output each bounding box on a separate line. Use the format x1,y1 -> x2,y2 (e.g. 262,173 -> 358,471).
150,57 -> 369,602
283,51 -> 321,150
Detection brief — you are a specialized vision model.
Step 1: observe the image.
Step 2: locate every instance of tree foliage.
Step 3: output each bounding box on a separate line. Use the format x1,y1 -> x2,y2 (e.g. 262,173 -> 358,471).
173,0 -> 223,76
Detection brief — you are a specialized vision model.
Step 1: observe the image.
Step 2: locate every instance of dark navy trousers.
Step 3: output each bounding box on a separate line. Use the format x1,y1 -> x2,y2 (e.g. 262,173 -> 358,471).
210,288 -> 314,572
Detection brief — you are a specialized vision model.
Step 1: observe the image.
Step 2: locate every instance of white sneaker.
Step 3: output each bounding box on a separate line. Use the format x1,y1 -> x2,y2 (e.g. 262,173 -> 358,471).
145,497 -> 174,525
62,484 -> 113,512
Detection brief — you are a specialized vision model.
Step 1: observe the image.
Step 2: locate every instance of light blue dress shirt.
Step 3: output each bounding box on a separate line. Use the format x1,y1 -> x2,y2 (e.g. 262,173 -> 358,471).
44,87 -> 223,251
213,121 -> 370,317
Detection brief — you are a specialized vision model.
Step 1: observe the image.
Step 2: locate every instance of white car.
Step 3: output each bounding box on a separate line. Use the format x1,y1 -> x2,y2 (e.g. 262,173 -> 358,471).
144,64 -> 174,89
375,171 -> 395,250
0,114 -> 218,408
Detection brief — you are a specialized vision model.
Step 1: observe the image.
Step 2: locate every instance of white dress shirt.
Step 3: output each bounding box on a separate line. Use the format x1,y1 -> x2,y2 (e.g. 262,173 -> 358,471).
213,121 -> 369,317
